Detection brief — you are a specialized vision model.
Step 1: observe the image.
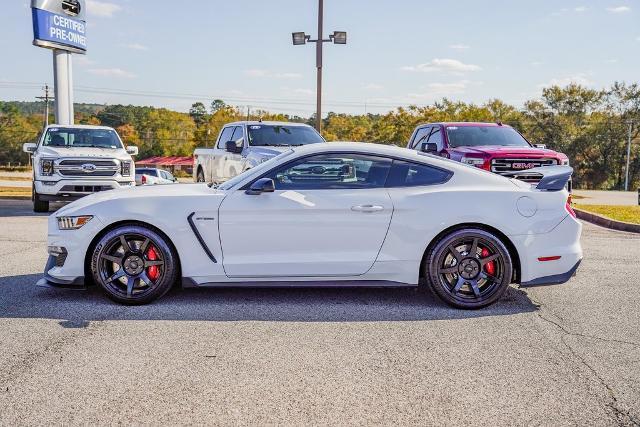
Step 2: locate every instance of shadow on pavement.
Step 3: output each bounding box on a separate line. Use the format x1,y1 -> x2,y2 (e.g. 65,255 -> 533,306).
0,199 -> 66,218
0,274 -> 539,323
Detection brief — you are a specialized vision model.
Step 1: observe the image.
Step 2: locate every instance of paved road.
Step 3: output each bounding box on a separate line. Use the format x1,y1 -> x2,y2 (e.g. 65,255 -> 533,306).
0,199 -> 638,425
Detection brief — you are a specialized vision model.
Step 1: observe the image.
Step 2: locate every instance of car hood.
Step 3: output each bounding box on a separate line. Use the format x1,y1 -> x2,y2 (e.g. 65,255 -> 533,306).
452,145 -> 561,157
36,146 -> 130,159
248,146 -> 293,158
56,183 -> 225,216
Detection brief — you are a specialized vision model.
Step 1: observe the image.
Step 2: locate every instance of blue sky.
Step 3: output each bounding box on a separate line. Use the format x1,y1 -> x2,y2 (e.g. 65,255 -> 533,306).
1,0 -> 638,116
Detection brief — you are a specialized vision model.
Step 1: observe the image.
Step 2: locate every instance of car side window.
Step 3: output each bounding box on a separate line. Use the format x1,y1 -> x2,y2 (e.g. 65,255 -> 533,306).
411,126 -> 431,149
217,127 -> 235,149
428,126 -> 443,147
266,153 -> 392,190
231,126 -> 244,146
160,171 -> 170,180
386,160 -> 452,187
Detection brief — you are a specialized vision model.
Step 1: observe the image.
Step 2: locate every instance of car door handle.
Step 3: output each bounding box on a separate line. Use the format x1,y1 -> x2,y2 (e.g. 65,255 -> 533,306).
351,204 -> 384,213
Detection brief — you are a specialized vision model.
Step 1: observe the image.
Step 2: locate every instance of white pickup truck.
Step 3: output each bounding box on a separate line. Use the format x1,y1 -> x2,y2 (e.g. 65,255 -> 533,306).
193,121 -> 325,183
23,125 -> 138,212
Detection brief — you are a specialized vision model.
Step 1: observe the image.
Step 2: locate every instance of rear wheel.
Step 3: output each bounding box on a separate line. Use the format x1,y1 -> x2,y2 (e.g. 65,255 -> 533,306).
426,229 -> 512,309
33,186 -> 49,213
90,225 -> 178,305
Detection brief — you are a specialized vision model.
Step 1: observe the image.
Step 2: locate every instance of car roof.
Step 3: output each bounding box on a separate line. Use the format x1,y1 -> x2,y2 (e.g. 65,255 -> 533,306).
421,122 -> 513,128
224,121 -> 313,127
46,124 -> 116,131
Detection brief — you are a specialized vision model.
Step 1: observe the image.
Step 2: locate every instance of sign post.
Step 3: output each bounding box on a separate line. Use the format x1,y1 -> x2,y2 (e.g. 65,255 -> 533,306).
31,0 -> 87,126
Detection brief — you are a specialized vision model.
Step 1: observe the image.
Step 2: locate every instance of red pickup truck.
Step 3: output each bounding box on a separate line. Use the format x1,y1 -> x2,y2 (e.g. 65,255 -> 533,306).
407,122 -> 570,187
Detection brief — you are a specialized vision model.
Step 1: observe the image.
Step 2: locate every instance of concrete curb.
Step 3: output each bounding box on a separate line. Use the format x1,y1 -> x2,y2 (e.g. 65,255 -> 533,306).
574,208 -> 640,234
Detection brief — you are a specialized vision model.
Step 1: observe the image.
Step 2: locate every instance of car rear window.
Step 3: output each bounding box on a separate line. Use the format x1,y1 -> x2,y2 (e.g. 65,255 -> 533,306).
386,160 -> 452,187
247,125 -> 325,147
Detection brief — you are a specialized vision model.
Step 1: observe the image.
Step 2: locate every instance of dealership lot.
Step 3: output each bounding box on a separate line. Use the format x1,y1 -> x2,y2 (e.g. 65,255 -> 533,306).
0,199 -> 638,425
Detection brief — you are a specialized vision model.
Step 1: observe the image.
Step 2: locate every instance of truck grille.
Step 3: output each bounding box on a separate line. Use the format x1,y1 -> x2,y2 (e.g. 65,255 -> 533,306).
491,158 -> 557,175
55,159 -> 119,178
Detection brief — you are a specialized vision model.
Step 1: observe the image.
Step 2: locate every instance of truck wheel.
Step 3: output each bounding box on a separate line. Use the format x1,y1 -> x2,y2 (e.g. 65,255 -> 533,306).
33,186 -> 49,213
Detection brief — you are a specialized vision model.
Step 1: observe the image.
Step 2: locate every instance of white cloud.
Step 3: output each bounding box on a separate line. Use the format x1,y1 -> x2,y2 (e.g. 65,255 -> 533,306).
605,58 -> 619,63
401,58 -> 481,73
363,83 -> 384,91
293,88 -> 314,96
86,0 -> 122,17
540,74 -> 594,87
449,44 -> 470,50
74,56 -> 96,66
531,61 -> 543,66
244,69 -> 301,79
606,6 -> 631,13
124,43 -> 149,51
574,6 -> 587,12
87,68 -> 136,78
408,80 -> 472,99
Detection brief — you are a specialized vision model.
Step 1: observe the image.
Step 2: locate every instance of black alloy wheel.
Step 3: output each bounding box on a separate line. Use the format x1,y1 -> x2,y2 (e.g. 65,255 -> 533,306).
426,229 -> 513,309
91,225 -> 178,305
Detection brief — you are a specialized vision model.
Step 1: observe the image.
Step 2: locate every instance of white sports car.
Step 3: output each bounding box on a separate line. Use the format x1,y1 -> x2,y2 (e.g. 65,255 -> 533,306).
39,143 -> 582,308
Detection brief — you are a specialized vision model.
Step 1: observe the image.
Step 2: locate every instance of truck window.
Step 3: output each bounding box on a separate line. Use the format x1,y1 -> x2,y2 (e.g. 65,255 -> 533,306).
43,127 -> 123,149
231,126 -> 244,145
247,125 -> 324,147
446,126 -> 530,148
217,127 -> 235,149
427,127 -> 443,146
410,127 -> 432,149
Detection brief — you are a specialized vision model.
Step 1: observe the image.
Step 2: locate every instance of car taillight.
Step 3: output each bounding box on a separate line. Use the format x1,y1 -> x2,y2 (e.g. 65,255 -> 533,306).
141,175 -> 146,185
565,196 -> 576,218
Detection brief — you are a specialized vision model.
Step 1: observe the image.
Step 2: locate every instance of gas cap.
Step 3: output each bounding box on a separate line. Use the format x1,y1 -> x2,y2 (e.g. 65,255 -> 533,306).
517,196 -> 538,217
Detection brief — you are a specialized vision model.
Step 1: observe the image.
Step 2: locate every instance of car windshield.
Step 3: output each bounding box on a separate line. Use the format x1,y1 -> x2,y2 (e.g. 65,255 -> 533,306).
42,127 -> 123,149
446,126 -> 530,148
247,124 -> 325,147
218,150 -> 294,191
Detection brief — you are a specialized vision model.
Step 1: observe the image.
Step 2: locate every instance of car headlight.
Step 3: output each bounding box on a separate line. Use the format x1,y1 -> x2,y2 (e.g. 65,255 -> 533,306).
41,159 -> 54,176
57,215 -> 93,230
461,157 -> 485,167
121,160 -> 132,176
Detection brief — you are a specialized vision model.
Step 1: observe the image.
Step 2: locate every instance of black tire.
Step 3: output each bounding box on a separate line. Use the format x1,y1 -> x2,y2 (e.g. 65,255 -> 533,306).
196,169 -> 205,183
33,186 -> 49,213
90,225 -> 179,305
425,229 -> 512,309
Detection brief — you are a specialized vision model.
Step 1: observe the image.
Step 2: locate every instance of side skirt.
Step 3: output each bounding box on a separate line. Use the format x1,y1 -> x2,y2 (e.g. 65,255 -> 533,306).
182,278 -> 416,289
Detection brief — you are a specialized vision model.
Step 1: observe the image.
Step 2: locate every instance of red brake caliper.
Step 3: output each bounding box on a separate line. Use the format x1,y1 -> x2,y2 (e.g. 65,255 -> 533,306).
146,246 -> 160,281
481,247 -> 495,276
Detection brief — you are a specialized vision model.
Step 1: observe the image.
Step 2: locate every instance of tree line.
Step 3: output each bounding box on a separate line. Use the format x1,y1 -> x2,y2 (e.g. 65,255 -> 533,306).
0,82 -> 638,190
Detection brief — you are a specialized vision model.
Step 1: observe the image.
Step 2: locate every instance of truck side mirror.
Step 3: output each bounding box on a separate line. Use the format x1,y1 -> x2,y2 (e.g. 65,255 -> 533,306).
421,142 -> 439,153
23,143 -> 37,153
126,146 -> 139,156
225,140 -> 243,154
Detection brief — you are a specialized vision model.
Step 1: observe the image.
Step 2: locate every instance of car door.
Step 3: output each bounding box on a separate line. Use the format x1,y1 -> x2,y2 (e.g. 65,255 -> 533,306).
218,153 -> 394,278
213,126 -> 235,183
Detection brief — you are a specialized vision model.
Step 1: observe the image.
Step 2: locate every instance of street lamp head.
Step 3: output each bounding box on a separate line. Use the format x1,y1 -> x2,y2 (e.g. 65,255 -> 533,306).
292,32 -> 309,45
331,31 -> 347,45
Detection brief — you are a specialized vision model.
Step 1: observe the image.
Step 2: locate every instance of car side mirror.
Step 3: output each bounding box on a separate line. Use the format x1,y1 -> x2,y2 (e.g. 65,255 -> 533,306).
23,142 -> 37,153
126,145 -> 139,156
421,142 -> 439,153
245,178 -> 275,195
225,140 -> 243,154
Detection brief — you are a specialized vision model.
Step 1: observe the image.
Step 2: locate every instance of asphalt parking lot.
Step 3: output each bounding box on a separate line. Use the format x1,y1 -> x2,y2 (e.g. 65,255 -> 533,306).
0,199 -> 638,425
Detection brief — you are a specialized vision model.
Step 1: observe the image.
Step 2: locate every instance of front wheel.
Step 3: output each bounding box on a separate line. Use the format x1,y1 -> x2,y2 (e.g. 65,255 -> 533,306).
425,229 -> 513,309
33,186 -> 49,213
91,225 -> 178,305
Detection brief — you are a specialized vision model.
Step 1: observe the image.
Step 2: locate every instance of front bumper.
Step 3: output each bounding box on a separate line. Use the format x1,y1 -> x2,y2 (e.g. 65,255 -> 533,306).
36,255 -> 86,289
35,179 -> 135,201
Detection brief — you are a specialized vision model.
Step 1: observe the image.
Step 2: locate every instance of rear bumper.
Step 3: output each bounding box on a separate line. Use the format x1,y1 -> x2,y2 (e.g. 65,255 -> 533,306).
520,259 -> 581,287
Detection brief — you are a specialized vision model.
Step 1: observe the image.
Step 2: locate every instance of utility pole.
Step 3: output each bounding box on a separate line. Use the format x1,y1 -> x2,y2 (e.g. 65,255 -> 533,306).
246,106 -> 251,122
35,84 -> 53,130
291,2 -> 347,134
624,120 -> 634,191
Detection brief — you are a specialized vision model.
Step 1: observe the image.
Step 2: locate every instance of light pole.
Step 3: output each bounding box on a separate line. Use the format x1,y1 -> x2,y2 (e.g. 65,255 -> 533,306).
292,0 -> 347,133
624,120 -> 634,191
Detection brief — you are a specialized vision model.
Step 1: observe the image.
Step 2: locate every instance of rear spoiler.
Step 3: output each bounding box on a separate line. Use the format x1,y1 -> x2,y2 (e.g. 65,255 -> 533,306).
504,165 -> 573,191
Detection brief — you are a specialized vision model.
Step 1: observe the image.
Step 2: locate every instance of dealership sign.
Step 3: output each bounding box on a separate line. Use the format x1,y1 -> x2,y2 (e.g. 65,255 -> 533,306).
31,0 -> 87,53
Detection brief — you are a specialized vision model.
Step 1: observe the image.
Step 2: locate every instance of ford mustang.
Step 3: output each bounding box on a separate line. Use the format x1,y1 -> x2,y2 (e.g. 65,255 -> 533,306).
39,143 -> 582,309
